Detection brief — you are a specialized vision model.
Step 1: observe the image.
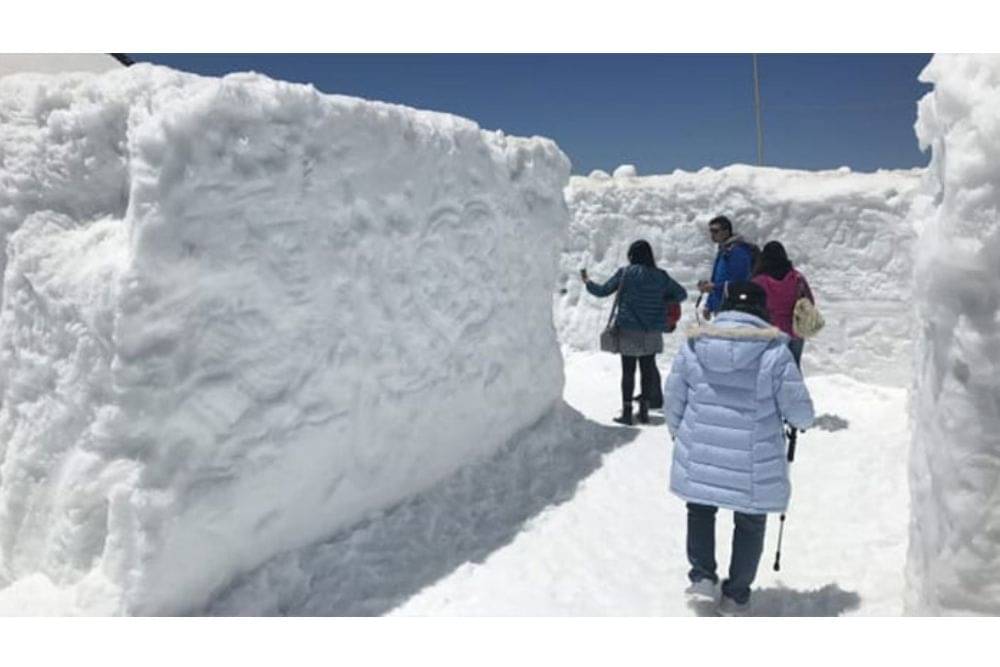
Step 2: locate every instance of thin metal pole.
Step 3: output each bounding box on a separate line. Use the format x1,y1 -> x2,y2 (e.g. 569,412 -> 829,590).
752,54 -> 764,166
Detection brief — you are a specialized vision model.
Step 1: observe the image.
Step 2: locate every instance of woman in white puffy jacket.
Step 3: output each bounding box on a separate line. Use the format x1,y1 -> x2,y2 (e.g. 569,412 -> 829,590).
664,281 -> 815,615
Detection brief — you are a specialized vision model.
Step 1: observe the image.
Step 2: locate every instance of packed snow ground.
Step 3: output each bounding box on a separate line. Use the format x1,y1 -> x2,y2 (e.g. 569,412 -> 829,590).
207,351 -> 909,616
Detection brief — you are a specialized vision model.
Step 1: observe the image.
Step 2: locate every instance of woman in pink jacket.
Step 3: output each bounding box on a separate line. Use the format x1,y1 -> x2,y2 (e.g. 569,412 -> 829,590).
751,241 -> 815,367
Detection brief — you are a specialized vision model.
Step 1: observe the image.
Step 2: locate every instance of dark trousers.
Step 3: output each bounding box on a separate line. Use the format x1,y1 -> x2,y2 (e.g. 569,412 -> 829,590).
686,502 -> 767,604
620,354 -> 657,406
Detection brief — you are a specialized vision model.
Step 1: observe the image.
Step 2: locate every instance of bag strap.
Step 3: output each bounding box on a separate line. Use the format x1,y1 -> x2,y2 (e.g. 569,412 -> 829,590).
604,266 -> 660,331
794,271 -> 809,301
605,268 -> 624,326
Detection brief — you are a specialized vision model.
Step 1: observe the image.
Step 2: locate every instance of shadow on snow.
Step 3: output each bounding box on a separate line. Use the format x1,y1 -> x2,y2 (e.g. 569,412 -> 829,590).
812,413 -> 849,432
202,400 -> 638,616
687,583 -> 862,617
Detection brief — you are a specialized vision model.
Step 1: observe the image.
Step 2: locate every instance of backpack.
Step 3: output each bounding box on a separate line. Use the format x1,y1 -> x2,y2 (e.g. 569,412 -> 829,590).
740,241 -> 761,274
666,301 -> 682,333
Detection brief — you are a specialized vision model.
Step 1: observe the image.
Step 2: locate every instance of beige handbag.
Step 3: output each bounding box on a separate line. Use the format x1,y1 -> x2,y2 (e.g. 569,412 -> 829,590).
792,276 -> 824,338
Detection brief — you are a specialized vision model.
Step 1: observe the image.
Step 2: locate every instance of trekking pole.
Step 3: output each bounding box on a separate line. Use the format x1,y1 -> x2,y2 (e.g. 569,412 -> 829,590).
695,294 -> 703,325
773,425 -> 798,572
773,514 -> 786,571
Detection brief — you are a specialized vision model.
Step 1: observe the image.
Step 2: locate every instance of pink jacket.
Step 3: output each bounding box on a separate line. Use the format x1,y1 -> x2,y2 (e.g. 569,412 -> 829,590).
752,269 -> 814,339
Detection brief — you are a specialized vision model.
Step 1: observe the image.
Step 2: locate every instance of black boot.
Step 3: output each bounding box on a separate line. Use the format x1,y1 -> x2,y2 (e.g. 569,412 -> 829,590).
613,403 -> 633,425
637,399 -> 650,424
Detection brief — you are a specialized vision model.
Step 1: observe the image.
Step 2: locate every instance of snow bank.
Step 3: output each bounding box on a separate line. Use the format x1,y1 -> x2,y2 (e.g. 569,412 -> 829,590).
0,64 -> 570,614
556,166 -> 923,385
906,54 -> 1000,615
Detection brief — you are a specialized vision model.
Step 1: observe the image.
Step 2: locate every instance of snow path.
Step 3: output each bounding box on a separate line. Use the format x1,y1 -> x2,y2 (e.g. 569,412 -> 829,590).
208,352 -> 910,616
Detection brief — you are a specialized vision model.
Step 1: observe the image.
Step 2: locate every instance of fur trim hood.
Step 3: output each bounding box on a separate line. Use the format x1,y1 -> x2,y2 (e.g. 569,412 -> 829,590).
685,311 -> 788,372
685,322 -> 785,341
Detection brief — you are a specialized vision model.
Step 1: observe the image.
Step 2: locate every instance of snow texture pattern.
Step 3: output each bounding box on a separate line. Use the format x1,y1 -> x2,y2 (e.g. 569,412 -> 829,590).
906,54 -> 1000,615
0,65 -> 570,614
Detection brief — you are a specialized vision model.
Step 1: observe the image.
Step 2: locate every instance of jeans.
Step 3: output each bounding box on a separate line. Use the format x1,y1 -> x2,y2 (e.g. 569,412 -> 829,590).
620,354 -> 657,405
686,502 -> 767,604
788,338 -> 804,368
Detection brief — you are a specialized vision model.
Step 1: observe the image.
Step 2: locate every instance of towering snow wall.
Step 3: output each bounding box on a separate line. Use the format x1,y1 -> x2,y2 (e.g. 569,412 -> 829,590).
556,166 -> 923,386
0,65 -> 570,614
906,55 -> 1000,615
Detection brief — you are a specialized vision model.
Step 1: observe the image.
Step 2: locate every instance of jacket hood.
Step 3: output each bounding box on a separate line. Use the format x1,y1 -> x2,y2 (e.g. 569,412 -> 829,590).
685,311 -> 787,372
719,234 -> 745,250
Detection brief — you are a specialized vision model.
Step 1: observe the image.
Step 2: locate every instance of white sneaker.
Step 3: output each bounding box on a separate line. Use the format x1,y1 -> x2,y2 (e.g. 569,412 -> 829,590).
684,579 -> 718,601
716,595 -> 751,617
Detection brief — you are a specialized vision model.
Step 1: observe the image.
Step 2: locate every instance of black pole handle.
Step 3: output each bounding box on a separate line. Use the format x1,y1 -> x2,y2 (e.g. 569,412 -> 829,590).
786,425 -> 798,462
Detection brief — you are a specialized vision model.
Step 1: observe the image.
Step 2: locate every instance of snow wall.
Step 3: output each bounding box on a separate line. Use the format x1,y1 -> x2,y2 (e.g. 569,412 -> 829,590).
555,166 -> 924,386
906,54 -> 1000,615
0,65 -> 570,614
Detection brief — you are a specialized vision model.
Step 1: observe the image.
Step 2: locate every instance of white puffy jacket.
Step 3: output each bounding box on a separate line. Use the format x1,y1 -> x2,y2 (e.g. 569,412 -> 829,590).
665,310 -> 815,514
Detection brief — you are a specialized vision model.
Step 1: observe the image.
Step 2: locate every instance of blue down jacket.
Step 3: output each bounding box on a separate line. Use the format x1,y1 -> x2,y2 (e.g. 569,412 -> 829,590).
664,310 -> 815,514
586,264 -> 688,332
706,237 -> 754,313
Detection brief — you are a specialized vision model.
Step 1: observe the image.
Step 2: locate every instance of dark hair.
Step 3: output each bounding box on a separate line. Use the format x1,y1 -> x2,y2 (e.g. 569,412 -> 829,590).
708,215 -> 733,235
754,241 -> 793,280
721,281 -> 770,322
627,239 -> 657,268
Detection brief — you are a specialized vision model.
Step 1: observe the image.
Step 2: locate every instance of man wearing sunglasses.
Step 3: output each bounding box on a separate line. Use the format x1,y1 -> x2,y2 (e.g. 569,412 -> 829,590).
697,216 -> 756,321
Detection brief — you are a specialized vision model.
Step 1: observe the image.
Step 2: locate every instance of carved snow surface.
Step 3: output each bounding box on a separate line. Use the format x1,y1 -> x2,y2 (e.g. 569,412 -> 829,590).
0,65 -> 570,614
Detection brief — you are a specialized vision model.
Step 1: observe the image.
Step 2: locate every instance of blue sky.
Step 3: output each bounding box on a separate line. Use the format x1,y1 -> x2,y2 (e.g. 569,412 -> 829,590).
131,54 -> 932,176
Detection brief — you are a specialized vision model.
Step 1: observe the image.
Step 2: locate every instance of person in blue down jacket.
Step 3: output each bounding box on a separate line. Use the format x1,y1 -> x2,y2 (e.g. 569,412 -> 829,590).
664,280 -> 815,616
697,215 -> 755,320
582,240 -> 687,425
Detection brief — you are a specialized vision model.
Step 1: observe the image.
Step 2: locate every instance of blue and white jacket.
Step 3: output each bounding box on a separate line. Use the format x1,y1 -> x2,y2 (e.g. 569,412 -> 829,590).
664,310 -> 815,514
